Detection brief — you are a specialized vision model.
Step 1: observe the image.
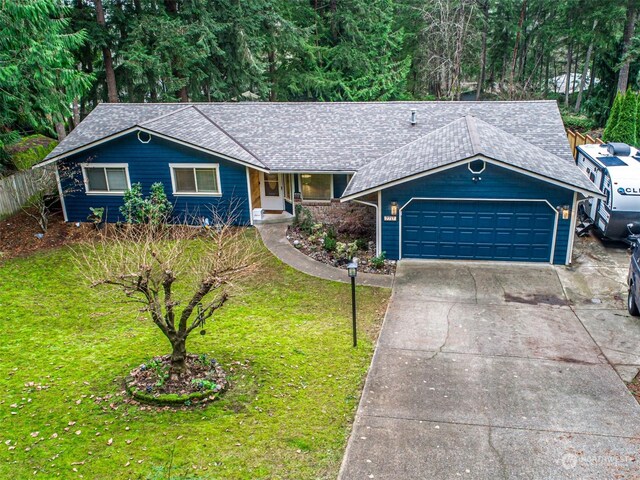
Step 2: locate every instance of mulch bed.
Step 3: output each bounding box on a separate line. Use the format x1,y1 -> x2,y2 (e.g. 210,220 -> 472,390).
125,354 -> 228,406
287,225 -> 396,275
0,209 -> 95,261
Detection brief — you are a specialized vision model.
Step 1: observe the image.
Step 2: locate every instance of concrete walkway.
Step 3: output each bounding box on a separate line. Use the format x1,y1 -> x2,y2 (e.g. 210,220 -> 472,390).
339,261 -> 640,479
255,223 -> 393,288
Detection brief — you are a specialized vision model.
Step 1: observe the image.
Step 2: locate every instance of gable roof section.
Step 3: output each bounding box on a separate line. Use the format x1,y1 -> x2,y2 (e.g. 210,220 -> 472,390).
42,104 -> 266,170
42,101 -> 574,173
45,104 -> 184,160
342,116 -> 601,199
139,106 -> 263,168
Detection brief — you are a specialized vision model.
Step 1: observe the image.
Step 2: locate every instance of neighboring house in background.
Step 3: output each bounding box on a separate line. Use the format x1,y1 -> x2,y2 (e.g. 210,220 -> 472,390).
549,72 -> 600,95
37,101 -> 602,265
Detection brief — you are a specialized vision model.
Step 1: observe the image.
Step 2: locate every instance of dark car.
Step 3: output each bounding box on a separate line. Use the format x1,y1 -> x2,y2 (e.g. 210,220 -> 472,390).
628,239 -> 640,316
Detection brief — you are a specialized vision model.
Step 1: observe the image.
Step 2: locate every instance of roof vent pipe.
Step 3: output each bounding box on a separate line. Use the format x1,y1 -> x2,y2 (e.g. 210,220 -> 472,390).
410,109 -> 417,126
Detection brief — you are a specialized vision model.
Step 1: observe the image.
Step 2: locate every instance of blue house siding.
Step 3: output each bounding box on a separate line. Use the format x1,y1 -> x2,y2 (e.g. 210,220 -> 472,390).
380,162 -> 574,264
60,133 -> 251,224
284,199 -> 294,214
333,174 -> 350,198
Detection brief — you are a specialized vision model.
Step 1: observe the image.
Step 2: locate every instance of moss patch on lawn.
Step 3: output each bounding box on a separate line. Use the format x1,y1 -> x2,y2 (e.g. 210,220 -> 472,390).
0,242 -> 390,479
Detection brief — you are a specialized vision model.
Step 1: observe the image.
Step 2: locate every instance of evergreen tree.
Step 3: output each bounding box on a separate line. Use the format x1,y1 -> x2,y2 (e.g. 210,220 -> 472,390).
607,91 -> 638,145
0,0 -> 92,163
603,92 -> 624,142
304,0 -> 410,101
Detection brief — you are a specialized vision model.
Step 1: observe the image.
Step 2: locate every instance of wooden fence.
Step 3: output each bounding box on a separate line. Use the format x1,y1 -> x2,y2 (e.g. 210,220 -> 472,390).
0,167 -> 56,218
566,129 -> 603,159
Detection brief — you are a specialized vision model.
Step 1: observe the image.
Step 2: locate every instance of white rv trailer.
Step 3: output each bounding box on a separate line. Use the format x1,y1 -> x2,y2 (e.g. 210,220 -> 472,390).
576,142 -> 640,240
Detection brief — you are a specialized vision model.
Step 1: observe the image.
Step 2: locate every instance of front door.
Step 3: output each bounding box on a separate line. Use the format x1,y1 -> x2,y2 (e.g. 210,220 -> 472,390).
260,172 -> 284,211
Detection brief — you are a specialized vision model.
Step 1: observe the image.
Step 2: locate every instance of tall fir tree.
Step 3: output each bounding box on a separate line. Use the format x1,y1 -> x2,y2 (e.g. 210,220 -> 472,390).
0,0 -> 92,163
607,91 -> 638,145
603,93 -> 624,142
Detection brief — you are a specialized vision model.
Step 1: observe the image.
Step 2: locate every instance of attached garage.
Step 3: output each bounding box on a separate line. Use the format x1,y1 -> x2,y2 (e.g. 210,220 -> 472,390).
401,199 -> 556,262
341,115 -> 605,265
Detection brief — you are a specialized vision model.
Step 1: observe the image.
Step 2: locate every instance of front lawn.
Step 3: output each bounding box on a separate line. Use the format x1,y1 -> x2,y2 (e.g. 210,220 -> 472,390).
0,240 -> 390,479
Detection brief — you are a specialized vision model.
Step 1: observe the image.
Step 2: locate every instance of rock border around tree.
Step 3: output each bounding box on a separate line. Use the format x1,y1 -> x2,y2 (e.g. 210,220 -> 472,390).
125,354 -> 228,407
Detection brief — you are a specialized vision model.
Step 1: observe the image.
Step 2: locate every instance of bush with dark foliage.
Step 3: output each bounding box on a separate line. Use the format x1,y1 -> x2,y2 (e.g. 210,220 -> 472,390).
335,204 -> 376,239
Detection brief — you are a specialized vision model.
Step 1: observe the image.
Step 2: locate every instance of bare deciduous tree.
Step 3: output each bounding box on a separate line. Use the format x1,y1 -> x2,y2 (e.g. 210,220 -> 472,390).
414,0 -> 479,100
74,212 -> 261,380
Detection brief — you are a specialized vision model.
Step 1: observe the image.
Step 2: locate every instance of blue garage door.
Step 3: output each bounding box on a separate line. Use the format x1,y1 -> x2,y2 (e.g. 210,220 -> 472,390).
401,200 -> 555,262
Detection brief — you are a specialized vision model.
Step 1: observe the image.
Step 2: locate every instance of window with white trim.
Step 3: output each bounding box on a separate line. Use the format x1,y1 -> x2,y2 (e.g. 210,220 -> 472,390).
170,164 -> 221,195
301,174 -> 332,201
82,164 -> 129,194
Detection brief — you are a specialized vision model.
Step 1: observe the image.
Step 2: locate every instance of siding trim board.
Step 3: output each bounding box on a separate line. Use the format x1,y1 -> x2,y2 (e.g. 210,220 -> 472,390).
341,154 -> 605,202
245,167 -> 254,225
397,198 -> 559,263
377,191 -> 382,256
54,166 -> 68,222
566,191 -> 579,264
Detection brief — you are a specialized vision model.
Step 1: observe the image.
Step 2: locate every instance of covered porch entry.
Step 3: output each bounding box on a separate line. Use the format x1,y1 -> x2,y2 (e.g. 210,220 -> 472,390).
248,169 -> 295,222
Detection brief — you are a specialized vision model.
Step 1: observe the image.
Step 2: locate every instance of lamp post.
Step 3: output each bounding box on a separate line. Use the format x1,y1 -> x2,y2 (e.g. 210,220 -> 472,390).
347,260 -> 358,347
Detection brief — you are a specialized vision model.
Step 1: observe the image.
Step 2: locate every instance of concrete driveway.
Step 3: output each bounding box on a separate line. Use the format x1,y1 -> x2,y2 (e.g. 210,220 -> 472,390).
339,237 -> 640,479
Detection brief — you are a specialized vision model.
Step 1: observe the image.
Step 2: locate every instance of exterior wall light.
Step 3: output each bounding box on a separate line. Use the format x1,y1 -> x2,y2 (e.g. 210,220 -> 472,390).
390,201 -> 399,216
557,205 -> 570,220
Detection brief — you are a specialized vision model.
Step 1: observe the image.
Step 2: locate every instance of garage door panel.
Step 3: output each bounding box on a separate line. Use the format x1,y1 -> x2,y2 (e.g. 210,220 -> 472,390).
458,215 -> 476,228
457,229 -> 476,243
530,231 -> 552,243
401,200 -> 554,262
403,226 -> 421,241
477,214 -> 496,227
440,214 -> 458,227
419,243 -> 439,257
496,215 -> 515,228
475,245 -> 497,259
475,230 -> 496,243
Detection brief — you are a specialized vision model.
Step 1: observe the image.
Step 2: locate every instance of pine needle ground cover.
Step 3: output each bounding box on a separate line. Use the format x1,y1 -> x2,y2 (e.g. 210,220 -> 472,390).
0,244 -> 390,479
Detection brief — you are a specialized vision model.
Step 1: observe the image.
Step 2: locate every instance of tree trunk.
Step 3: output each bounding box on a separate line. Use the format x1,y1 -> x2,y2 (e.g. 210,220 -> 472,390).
575,20 -> 598,112
329,0 -> 338,43
618,0 -> 637,92
164,0 -> 178,14
544,53 -> 549,95
55,122 -> 66,141
510,0 -> 527,97
95,0 -> 119,103
170,336 -> 188,379
72,98 -> 80,129
179,86 -> 189,102
268,50 -> 277,102
564,42 -> 573,107
476,20 -> 487,101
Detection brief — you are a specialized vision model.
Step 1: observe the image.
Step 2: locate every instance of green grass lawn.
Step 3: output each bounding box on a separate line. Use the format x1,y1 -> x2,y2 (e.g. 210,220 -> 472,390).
0,242 -> 390,479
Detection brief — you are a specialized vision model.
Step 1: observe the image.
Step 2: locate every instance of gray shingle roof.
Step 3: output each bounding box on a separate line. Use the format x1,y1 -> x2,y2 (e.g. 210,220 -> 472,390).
43,100 -> 596,195
139,106 -> 264,168
343,116 -> 599,197
46,104 -> 185,160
